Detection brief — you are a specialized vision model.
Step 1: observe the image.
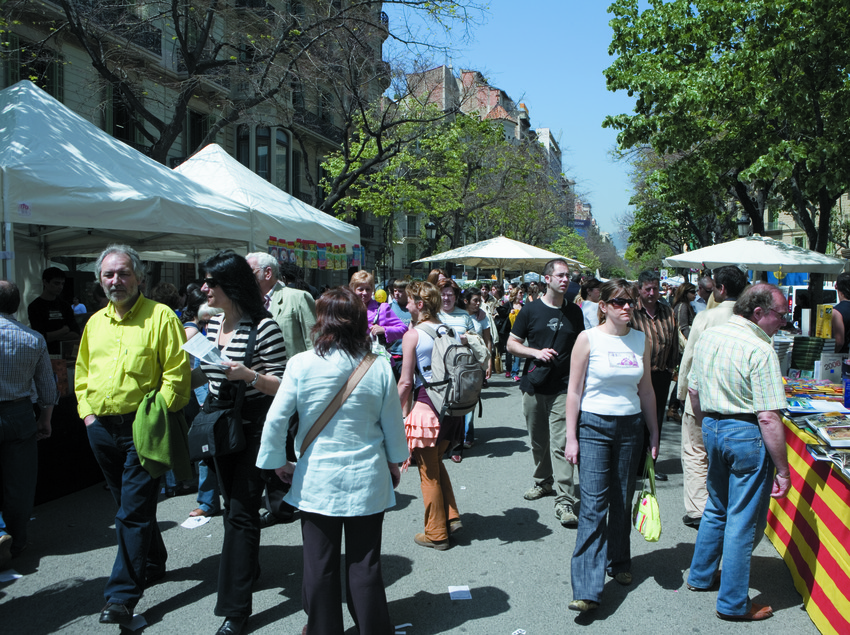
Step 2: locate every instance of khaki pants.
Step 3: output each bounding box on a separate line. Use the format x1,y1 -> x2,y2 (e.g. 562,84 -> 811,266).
681,411 -> 708,518
413,441 -> 459,541
521,391 -> 578,506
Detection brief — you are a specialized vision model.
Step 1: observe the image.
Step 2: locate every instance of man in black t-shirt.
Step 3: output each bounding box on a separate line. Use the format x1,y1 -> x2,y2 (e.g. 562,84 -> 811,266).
507,258 -> 584,527
27,267 -> 80,355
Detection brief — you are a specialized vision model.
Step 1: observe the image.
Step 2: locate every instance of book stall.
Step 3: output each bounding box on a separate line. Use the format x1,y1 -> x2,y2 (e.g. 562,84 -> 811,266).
766,372 -> 850,634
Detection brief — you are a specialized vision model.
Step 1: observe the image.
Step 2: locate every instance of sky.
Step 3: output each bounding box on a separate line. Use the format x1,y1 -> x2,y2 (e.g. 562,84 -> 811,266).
385,0 -> 638,248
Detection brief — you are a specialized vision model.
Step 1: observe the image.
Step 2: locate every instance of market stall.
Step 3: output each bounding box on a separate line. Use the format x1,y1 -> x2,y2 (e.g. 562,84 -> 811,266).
766,417 -> 850,635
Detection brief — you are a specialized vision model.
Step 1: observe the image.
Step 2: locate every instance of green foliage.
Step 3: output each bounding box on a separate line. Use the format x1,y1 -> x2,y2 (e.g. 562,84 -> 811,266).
548,228 -> 601,273
604,0 -> 850,256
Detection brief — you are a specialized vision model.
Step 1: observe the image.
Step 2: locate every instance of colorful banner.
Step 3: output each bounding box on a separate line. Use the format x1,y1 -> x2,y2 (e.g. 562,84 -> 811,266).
766,421 -> 850,635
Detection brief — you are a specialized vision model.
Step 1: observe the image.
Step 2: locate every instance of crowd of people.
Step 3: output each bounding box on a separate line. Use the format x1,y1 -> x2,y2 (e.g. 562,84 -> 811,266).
0,248 -> 797,631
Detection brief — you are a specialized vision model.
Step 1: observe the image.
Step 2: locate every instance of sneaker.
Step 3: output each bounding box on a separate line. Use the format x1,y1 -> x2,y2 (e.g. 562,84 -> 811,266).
505,371 -> 512,378
512,375 -> 521,382
414,532 -> 450,551
448,519 -> 463,534
555,503 -> 578,527
523,484 -> 554,500
568,599 -> 599,612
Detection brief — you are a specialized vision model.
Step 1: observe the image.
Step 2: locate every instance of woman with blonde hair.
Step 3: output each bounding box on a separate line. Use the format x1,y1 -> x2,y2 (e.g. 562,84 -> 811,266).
398,281 -> 463,551
349,270 -> 407,344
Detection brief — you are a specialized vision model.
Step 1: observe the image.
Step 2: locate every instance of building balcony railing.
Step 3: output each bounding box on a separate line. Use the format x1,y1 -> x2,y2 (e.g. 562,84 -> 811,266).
293,110 -> 345,145
356,222 -> 375,240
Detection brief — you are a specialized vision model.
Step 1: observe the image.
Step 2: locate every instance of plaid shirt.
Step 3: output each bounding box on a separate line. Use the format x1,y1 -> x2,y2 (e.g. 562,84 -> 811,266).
630,299 -> 678,372
690,315 -> 786,414
0,313 -> 58,407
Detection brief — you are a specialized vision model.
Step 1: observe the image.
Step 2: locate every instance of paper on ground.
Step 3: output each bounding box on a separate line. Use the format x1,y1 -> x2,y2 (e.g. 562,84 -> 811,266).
448,585 -> 472,600
0,568 -> 22,582
181,516 -> 212,529
182,337 -> 230,368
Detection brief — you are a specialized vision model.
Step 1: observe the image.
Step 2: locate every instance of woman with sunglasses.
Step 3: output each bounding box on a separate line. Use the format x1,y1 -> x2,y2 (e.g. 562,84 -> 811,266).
199,250 -> 287,635
564,279 -> 659,613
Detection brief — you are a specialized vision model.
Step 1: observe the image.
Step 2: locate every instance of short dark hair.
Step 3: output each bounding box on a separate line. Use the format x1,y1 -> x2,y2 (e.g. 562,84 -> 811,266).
392,279 -> 409,292
202,250 -> 268,325
580,278 -> 602,300
734,283 -> 781,319
181,285 -> 208,324
0,280 -> 21,314
637,270 -> 660,289
836,273 -> 850,298
543,258 -> 570,277
713,266 -> 748,298
312,286 -> 370,358
42,267 -> 65,283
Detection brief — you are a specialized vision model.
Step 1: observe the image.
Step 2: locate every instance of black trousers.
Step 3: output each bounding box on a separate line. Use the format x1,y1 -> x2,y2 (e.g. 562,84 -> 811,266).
301,511 -> 392,635
213,411 -> 267,617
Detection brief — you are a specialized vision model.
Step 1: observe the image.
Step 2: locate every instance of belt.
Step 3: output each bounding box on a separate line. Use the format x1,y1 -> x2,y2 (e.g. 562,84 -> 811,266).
0,397 -> 30,405
96,413 -> 137,425
703,411 -> 759,424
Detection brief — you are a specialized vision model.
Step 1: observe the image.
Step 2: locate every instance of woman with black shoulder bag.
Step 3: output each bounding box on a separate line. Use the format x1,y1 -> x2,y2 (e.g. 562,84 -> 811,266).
196,250 -> 286,635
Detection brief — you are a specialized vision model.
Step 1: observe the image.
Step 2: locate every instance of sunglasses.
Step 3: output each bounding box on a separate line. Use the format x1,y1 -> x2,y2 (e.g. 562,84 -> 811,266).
608,297 -> 633,307
203,277 -> 219,288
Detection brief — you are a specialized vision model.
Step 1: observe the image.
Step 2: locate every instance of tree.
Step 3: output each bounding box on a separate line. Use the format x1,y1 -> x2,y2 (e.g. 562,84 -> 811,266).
548,228 -> 601,273
322,109 -> 566,265
2,0 -> 483,164
604,0 -> 850,314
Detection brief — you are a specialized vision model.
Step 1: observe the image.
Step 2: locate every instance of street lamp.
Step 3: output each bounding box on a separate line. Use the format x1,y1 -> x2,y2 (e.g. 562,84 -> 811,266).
425,221 -> 437,250
737,213 -> 751,238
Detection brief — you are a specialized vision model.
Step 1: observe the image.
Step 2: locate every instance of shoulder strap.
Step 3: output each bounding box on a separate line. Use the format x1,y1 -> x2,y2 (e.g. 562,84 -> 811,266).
233,324 -> 258,412
300,353 -> 377,454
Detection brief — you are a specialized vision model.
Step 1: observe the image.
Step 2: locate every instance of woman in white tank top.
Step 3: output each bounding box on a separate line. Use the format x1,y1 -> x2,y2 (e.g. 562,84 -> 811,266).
563,280 -> 660,613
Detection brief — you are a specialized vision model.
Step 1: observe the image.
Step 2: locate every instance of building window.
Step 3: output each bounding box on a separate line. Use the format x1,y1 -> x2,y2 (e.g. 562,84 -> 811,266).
111,86 -> 135,142
5,35 -> 64,100
794,236 -> 805,248
187,110 -> 209,155
406,242 -> 417,264
236,125 -> 251,168
406,215 -> 418,237
275,129 -> 289,192
256,126 -> 271,181
292,150 -> 302,197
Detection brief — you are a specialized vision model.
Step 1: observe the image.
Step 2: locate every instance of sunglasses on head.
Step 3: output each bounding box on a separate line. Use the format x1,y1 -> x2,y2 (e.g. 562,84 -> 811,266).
608,297 -> 633,307
203,277 -> 219,288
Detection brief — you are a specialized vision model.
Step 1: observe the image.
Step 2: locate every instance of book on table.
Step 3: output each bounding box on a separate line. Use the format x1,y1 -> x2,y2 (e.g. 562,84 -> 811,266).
816,425 -> 850,448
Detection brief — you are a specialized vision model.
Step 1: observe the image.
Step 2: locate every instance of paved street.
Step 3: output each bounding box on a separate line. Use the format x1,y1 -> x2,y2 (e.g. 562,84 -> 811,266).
0,374 -> 818,634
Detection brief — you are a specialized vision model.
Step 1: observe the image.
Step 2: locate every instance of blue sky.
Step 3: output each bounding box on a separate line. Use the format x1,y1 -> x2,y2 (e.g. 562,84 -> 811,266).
385,1 -> 638,247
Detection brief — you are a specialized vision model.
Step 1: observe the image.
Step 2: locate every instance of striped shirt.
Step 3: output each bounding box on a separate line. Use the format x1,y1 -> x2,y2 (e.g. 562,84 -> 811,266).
202,316 -> 287,400
690,315 -> 786,414
0,313 -> 58,407
630,299 -> 679,372
439,308 -> 475,336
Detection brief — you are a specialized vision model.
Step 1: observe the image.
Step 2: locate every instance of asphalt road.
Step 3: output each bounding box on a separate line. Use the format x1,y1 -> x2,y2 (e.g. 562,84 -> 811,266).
0,374 -> 819,634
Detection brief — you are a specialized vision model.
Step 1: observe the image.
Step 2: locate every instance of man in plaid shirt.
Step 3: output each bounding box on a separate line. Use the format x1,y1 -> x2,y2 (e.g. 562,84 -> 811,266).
686,283 -> 790,622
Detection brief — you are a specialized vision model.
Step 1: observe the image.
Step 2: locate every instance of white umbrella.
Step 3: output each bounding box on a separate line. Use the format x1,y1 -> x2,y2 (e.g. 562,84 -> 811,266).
663,235 -> 847,274
413,235 -> 585,273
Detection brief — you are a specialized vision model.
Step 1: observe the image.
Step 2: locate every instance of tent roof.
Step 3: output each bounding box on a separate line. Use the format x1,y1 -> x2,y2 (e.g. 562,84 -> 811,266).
0,81 -> 253,256
413,235 -> 585,271
663,235 -> 847,274
174,144 -> 359,251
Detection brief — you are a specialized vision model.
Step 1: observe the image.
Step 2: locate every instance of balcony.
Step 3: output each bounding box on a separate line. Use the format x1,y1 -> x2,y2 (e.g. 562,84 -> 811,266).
292,110 -> 345,145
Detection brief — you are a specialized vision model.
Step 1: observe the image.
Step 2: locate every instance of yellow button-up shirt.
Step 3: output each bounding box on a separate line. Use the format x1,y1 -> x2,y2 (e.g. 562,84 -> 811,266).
75,293 -> 190,418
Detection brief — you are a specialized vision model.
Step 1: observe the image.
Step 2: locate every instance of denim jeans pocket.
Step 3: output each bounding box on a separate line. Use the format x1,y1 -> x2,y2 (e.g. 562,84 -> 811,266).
724,427 -> 764,475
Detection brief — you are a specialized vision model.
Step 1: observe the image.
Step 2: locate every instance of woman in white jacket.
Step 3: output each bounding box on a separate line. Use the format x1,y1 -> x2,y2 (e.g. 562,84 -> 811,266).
257,286 -> 408,635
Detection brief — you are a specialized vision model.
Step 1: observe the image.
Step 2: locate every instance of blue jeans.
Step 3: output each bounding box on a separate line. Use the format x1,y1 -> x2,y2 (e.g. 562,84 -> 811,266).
687,416 -> 774,616
196,460 -> 221,514
571,411 -> 642,602
0,399 -> 38,555
87,416 -> 166,606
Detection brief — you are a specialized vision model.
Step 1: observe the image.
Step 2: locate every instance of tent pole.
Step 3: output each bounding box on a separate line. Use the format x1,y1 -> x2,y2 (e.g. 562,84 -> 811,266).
1,167 -> 14,282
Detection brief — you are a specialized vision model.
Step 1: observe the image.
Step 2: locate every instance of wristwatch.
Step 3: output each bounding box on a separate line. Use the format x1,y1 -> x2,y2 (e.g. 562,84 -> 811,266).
248,370 -> 260,387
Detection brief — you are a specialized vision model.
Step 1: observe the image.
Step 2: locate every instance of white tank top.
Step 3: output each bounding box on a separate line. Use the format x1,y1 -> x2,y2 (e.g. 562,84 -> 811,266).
581,327 -> 645,416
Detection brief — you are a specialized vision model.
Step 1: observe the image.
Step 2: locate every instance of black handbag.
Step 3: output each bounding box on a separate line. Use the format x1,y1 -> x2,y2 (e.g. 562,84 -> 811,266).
188,325 -> 257,462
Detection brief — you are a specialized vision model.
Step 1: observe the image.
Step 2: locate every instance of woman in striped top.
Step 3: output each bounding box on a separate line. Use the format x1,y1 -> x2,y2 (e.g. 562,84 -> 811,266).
199,250 -> 286,635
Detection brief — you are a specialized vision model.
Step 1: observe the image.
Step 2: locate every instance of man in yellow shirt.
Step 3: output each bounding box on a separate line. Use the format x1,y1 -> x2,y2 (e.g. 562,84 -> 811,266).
75,245 -> 190,626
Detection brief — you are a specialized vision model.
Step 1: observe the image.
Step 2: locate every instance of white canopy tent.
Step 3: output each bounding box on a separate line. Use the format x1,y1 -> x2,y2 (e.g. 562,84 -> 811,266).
663,235 -> 847,274
0,80 -> 257,283
174,144 -> 359,253
413,235 -> 586,280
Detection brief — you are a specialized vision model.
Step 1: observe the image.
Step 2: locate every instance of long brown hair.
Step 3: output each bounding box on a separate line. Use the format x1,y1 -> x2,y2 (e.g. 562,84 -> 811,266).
311,287 -> 370,358
407,281 -> 441,323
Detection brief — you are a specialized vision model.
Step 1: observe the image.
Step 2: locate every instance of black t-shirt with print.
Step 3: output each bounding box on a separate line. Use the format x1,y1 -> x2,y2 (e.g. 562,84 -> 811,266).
510,298 -> 584,395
